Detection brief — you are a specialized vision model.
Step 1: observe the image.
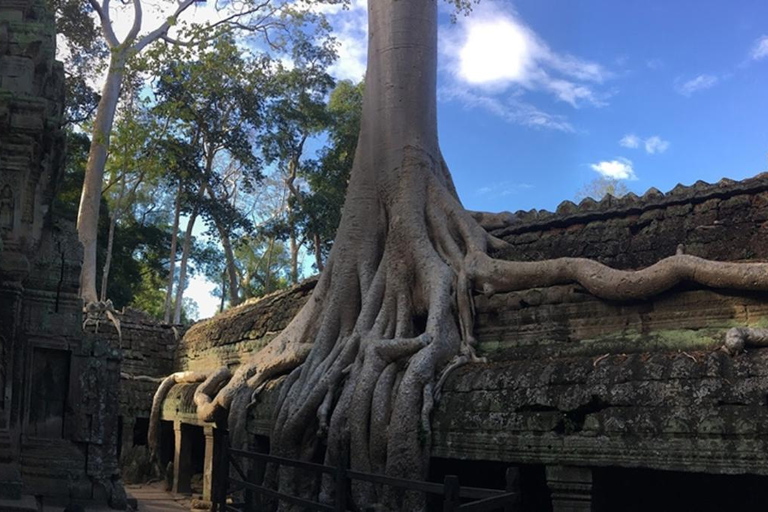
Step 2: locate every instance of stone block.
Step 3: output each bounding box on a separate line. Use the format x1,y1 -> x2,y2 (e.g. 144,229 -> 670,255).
0,56 -> 33,93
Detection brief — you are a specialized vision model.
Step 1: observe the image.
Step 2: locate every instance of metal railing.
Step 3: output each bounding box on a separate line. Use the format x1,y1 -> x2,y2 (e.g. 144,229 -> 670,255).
212,429 -> 520,512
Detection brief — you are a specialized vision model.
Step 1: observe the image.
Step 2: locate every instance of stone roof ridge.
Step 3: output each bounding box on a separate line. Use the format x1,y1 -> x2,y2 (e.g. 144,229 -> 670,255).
495,172 -> 768,236
184,276 -> 319,333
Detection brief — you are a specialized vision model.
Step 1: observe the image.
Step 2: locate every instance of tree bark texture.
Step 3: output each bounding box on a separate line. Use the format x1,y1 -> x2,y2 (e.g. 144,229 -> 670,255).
149,2 -> 768,511
78,51 -> 126,303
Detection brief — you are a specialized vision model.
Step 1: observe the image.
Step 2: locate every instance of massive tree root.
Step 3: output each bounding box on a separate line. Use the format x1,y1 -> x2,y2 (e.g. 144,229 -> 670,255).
149,1 -> 768,510
183,147 -> 768,512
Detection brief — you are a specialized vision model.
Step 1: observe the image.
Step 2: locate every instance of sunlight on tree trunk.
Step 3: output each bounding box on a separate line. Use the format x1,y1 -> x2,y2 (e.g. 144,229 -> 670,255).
149,2 -> 768,511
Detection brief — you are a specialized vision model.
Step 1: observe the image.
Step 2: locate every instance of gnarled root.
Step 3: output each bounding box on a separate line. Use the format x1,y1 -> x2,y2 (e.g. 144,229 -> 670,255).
148,371 -> 208,460
158,146 -> 768,512
466,251 -> 768,301
723,327 -> 768,355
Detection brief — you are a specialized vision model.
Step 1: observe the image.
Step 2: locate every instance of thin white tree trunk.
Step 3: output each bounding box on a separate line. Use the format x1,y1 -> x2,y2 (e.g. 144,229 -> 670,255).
173,209 -> 198,324
164,182 -> 182,323
99,210 -> 117,302
264,236 -> 275,294
217,222 -> 241,307
289,228 -> 299,285
77,51 -> 127,303
173,181 -> 205,324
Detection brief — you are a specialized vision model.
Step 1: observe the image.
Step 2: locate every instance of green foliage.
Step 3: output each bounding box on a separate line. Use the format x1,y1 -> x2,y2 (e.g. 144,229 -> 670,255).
54,130 -> 90,220
576,177 -> 630,201
48,0 -> 107,124
301,79 -> 363,265
236,234 -> 293,298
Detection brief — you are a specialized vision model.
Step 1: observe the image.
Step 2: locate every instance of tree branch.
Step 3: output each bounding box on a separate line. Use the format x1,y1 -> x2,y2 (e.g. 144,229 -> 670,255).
132,0 -> 197,53
125,0 -> 143,45
89,0 -> 119,47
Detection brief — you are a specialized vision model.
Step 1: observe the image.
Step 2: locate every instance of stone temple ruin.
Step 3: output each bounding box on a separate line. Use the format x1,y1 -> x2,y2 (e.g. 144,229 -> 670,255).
135,174 -> 768,511
4,0 -> 768,509
0,0 -> 124,507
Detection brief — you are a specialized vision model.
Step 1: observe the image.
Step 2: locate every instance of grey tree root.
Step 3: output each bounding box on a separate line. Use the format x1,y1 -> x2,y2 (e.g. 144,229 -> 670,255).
148,371 -> 208,459
723,327 -> 768,355
149,1 -> 768,510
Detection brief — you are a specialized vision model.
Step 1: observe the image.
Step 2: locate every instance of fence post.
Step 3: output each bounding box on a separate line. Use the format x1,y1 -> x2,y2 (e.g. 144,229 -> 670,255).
335,455 -> 348,511
213,428 -> 228,512
443,475 -> 459,512
505,467 -> 521,512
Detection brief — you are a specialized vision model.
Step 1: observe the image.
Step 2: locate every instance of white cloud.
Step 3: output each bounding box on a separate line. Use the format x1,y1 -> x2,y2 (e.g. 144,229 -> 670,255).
440,1 -> 612,123
457,17 -> 534,85
590,158 -> 637,180
750,36 -> 768,61
646,59 -> 663,70
186,274 -> 219,321
675,74 -> 718,96
439,86 -> 574,132
475,182 -> 533,197
322,0 -> 368,81
644,135 -> 670,154
619,134 -> 640,149
619,134 -> 669,154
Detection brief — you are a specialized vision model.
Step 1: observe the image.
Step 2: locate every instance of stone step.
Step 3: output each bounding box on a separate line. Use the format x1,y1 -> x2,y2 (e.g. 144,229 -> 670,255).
0,430 -> 16,462
0,494 -> 38,512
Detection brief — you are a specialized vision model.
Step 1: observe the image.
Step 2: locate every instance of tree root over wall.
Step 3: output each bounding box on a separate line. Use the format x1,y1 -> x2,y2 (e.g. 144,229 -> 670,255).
149,154 -> 768,512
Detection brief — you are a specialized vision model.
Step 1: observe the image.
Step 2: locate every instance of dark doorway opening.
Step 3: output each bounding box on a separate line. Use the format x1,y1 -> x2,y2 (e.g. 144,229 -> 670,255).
133,417 -> 149,446
28,348 -> 70,438
594,467 -> 768,512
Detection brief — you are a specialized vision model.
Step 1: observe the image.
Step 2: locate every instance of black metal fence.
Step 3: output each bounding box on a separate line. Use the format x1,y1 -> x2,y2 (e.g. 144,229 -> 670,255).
212,429 -> 520,512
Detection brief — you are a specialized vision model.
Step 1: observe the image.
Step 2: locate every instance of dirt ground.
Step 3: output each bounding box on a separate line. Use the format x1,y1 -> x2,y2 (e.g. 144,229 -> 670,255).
126,482 -> 195,512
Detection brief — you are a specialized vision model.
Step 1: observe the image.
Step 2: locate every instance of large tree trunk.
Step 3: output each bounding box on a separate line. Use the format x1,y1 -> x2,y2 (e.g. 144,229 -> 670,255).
164,182 -> 183,323
152,2 -> 768,511
77,51 -> 127,303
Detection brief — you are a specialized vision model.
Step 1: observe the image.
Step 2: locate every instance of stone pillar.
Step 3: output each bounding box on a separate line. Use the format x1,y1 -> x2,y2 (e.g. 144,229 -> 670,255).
172,421 -> 193,494
202,425 -> 215,502
546,465 -> 593,512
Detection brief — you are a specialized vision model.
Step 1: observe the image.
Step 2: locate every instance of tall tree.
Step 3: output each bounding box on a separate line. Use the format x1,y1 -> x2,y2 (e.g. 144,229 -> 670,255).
75,0 -> 338,302
300,79 -> 363,270
152,35 -> 264,318
260,36 -> 336,283
154,2 -> 768,510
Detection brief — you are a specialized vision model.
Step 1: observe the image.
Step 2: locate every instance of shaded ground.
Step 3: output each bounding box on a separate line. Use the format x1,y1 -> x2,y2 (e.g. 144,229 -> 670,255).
127,483 -> 192,512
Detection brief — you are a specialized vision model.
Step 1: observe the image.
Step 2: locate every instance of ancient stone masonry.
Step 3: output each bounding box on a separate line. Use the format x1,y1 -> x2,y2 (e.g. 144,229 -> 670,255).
151,174 -> 768,511
175,279 -> 315,373
0,0 -> 123,507
82,307 -> 179,475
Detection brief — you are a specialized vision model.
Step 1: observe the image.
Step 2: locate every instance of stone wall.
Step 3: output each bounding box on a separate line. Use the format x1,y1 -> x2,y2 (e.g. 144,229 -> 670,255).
175,279 -> 315,373
83,308 -> 179,421
493,174 -> 768,268
157,173 -> 768,510
0,0 -> 126,506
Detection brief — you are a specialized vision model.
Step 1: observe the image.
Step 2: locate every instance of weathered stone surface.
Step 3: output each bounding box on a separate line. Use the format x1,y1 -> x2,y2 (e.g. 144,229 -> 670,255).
176,279 -> 315,373
495,174 -> 768,270
432,348 -> 768,475
0,0 -> 123,505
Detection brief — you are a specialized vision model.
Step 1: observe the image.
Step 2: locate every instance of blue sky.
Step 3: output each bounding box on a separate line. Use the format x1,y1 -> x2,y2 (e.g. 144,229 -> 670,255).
324,0 -> 768,214
184,0 -> 768,318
